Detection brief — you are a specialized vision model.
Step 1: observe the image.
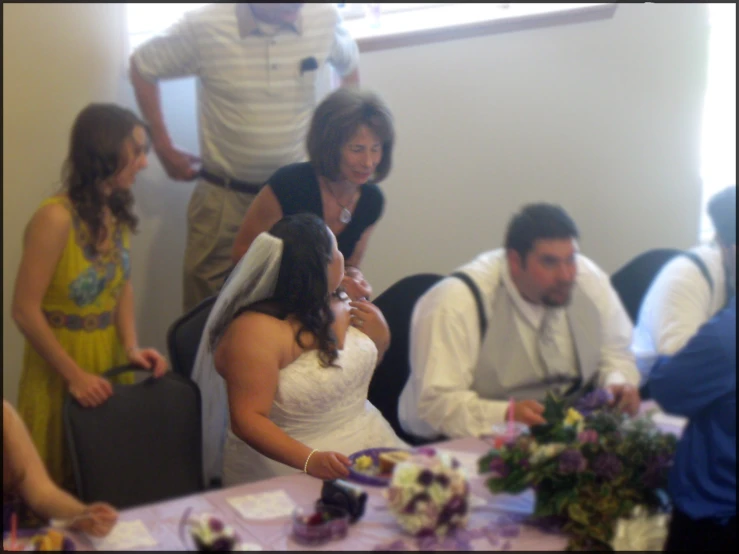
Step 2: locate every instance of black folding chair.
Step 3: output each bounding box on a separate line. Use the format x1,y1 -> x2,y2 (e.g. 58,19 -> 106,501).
610,248 -> 682,324
610,248 -> 682,399
64,365 -> 204,509
167,296 -> 217,379
369,273 -> 445,446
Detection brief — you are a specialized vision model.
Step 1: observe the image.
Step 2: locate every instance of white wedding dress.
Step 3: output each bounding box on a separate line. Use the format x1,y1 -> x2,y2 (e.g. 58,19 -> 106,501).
222,325 -> 408,485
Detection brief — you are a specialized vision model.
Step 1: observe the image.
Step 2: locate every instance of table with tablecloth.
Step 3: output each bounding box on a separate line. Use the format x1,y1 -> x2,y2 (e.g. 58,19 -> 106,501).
36,406 -> 687,551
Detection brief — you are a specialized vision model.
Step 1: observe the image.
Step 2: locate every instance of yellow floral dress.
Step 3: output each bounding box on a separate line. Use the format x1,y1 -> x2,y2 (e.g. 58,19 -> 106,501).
17,196 -> 132,490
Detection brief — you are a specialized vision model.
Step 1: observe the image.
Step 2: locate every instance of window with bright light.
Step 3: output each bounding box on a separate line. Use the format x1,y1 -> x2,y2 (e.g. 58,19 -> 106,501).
125,3 -> 565,54
124,4 -> 418,50
699,4 -> 736,241
126,3 -> 209,52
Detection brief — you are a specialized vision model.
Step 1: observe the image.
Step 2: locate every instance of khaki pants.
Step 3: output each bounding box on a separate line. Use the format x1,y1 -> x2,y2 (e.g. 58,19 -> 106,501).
183,180 -> 256,313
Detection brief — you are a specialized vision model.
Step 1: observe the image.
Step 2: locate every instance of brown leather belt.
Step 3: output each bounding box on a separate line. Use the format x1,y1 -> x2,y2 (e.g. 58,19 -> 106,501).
199,169 -> 263,195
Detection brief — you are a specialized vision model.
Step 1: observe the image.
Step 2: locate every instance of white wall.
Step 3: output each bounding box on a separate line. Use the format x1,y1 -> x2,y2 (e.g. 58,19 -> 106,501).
2,3 -> 709,405
359,3 -> 709,291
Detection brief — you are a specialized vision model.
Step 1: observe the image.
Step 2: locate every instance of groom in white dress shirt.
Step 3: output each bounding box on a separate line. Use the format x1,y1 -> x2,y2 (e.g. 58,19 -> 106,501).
399,203 -> 641,440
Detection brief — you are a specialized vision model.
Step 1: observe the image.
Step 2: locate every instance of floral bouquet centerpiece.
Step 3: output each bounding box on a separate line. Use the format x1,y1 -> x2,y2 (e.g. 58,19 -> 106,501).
478,390 -> 678,551
179,512 -> 251,551
385,447 -> 470,538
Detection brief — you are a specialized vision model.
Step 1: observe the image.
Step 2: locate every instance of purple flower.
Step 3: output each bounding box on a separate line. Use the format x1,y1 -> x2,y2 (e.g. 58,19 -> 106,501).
438,505 -> 454,526
577,429 -> 599,444
404,492 -> 431,514
488,457 -> 509,477
447,495 -> 467,515
435,474 -> 450,488
642,453 -> 671,488
519,458 -> 531,471
208,517 -> 224,532
558,449 -> 587,474
417,469 -> 434,486
415,447 -> 437,457
574,388 -> 613,416
593,453 -> 623,480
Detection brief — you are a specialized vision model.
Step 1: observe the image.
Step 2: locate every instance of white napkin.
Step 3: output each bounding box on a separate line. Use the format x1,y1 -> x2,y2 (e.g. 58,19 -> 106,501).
651,412 -> 688,433
227,489 -> 296,520
89,520 -> 157,551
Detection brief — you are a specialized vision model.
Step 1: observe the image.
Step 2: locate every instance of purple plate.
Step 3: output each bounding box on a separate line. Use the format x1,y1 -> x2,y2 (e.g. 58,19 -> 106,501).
346,447 -> 410,487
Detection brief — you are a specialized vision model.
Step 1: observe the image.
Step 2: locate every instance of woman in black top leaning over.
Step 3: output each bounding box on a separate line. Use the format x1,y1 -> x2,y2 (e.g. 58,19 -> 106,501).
230,88 -> 395,301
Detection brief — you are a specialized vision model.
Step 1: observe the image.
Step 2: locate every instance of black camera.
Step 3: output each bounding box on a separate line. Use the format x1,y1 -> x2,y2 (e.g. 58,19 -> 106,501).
318,479 -> 368,523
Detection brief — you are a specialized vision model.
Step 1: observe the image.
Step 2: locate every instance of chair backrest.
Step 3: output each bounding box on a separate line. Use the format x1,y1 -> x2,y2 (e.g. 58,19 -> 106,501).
64,365 -> 204,509
610,248 -> 682,323
369,273 -> 444,446
167,295 -> 217,379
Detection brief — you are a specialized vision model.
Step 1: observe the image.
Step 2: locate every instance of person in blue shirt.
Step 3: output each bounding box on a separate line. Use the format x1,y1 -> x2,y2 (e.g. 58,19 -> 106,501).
648,292 -> 736,551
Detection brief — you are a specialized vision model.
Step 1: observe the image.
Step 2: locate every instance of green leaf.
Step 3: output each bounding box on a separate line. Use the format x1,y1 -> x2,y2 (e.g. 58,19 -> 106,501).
554,490 -> 575,514
567,503 -> 590,525
535,500 -> 556,517
486,477 -> 508,493
530,422 -> 556,441
542,391 -> 566,423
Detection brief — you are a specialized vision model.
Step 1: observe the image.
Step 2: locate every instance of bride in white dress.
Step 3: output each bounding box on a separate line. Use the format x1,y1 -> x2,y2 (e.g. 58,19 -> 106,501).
192,213 -> 406,486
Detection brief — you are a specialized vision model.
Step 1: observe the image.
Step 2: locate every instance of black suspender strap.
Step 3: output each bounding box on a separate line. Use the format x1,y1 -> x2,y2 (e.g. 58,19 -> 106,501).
681,251 -> 715,295
450,271 -> 488,341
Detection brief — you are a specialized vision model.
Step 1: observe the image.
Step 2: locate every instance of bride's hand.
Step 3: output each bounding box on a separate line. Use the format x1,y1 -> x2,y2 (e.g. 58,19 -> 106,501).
342,267 -> 372,301
306,451 -> 351,480
349,300 -> 390,355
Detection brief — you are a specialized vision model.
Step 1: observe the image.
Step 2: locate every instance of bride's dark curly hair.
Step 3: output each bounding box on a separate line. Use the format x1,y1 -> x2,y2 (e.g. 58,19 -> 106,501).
63,103 -> 146,250
211,213 -> 339,367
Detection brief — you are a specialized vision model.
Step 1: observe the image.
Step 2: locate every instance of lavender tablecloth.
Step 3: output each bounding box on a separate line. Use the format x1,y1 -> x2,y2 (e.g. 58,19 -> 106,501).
63,403 -> 685,551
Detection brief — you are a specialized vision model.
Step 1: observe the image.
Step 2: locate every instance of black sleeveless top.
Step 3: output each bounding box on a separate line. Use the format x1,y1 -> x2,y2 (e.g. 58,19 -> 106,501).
267,162 -> 385,260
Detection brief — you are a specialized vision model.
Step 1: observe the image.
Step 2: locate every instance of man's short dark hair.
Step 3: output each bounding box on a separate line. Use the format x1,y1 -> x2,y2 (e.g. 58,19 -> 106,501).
707,185 -> 736,247
504,203 -> 580,262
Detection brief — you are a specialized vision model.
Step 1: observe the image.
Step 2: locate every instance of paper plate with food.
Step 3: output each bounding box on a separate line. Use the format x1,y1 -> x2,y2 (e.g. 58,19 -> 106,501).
346,448 -> 412,487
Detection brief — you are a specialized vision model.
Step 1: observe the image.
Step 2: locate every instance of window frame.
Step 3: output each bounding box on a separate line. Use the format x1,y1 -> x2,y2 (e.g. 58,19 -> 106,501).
125,3 -> 617,56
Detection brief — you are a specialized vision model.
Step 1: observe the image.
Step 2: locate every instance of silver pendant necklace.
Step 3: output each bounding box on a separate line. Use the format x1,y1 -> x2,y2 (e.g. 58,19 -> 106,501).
325,182 -> 357,224
339,207 -> 352,224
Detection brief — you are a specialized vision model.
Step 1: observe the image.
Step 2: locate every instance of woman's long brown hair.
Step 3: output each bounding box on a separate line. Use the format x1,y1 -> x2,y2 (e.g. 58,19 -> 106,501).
63,103 -> 146,250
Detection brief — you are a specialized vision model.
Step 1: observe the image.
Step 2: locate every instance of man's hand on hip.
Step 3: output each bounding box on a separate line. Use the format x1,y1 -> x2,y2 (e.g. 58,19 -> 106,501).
155,143 -> 201,181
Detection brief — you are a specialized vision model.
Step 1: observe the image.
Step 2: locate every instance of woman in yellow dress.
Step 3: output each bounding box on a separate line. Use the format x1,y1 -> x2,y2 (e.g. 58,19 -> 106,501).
11,103 -> 168,491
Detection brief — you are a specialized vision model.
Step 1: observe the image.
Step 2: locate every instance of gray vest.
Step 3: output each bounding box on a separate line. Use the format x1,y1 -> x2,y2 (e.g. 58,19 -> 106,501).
471,279 -> 602,402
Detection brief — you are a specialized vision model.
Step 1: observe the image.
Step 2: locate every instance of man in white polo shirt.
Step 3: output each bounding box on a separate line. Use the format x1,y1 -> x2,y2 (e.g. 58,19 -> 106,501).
398,203 -> 641,440
633,185 -> 736,381
130,3 -> 359,312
